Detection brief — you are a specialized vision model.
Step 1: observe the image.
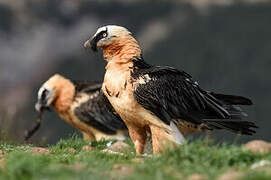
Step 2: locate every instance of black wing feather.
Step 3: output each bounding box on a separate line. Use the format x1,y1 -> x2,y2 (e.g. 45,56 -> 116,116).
73,81 -> 127,135
131,59 -> 257,135
72,80 -> 102,93
132,64 -> 228,124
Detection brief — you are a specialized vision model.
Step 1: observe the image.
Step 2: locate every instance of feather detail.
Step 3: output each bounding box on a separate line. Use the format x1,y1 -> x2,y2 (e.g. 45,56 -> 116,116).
131,57 -> 257,135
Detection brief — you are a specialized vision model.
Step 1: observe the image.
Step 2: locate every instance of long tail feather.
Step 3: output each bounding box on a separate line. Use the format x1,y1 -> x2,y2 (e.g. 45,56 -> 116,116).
203,119 -> 258,135
209,92 -> 253,105
207,92 -> 252,119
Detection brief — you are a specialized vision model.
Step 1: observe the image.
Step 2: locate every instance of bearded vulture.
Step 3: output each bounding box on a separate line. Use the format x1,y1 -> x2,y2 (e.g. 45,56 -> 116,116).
84,25 -> 257,154
33,74 -> 128,141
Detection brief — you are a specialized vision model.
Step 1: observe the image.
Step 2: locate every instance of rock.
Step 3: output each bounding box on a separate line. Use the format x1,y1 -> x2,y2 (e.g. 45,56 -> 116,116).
31,147 -> 51,155
218,171 -> 243,180
251,160 -> 271,169
82,145 -> 93,151
101,141 -> 130,155
101,149 -> 125,156
188,174 -> 207,180
139,153 -> 152,158
107,141 -> 130,153
244,140 -> 271,154
67,148 -> 76,152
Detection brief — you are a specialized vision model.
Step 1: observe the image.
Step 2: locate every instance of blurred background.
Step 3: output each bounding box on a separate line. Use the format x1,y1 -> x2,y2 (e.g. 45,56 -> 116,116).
0,0 -> 270,144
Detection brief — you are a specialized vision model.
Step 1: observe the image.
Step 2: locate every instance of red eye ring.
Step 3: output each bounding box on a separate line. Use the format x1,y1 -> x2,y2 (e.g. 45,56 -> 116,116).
44,89 -> 49,95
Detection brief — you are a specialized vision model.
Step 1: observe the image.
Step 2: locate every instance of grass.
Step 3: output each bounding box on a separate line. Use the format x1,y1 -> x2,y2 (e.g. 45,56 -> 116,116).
0,136 -> 270,180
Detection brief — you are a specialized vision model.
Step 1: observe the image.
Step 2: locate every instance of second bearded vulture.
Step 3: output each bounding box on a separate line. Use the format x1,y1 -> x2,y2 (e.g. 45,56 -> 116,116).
84,25 -> 257,154
34,74 -> 127,141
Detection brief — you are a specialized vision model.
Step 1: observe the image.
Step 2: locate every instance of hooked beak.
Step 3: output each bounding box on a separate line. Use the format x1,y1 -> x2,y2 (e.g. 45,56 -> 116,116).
84,39 -> 91,50
84,35 -> 99,52
35,102 -> 42,112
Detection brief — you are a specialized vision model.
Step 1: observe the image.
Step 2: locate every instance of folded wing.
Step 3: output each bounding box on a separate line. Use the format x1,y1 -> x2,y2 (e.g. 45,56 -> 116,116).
73,81 -> 127,134
131,61 -> 257,135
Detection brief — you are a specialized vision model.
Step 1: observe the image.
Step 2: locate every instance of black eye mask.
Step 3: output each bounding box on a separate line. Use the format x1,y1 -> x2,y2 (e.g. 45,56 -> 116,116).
36,89 -> 52,112
90,28 -> 108,51
41,89 -> 48,103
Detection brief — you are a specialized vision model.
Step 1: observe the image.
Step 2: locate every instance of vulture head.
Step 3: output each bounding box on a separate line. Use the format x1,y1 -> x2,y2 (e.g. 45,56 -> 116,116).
36,74 -> 74,112
84,25 -> 132,52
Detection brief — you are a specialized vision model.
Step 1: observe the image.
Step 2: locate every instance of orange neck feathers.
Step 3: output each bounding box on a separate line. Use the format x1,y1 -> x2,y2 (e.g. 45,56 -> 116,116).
103,35 -> 141,69
51,76 -> 75,113
102,35 -> 140,97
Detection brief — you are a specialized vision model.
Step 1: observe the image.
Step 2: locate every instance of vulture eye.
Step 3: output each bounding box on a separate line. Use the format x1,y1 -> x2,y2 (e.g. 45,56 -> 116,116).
103,33 -> 107,38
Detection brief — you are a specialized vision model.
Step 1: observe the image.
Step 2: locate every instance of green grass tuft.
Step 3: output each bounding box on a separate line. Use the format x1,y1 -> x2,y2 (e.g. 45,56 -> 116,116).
0,138 -> 270,180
